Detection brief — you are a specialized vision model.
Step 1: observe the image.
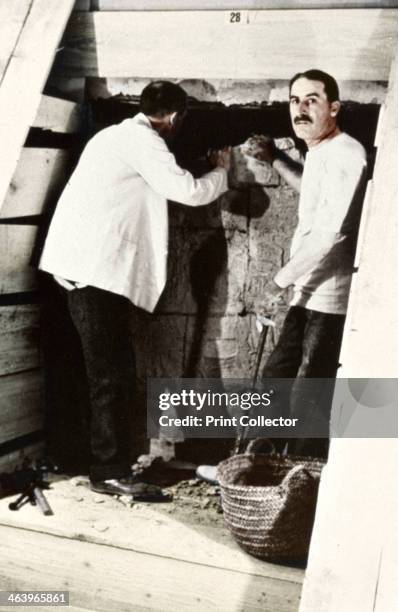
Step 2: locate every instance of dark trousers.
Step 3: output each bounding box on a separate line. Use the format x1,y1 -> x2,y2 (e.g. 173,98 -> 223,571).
42,280 -> 135,481
262,305 -> 346,457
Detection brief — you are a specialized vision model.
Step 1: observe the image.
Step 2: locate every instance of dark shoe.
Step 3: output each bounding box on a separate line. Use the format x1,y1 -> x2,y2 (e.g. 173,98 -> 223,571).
90,475 -> 172,502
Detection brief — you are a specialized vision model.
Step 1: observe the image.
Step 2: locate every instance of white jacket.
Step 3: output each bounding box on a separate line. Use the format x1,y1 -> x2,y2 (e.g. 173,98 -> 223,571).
39,113 -> 228,312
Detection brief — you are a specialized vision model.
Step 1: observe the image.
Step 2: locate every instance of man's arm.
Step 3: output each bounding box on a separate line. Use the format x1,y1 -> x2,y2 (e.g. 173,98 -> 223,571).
243,135 -> 303,193
272,155 -> 303,194
263,230 -> 341,315
126,127 -> 230,206
274,230 -> 342,289
275,150 -> 367,289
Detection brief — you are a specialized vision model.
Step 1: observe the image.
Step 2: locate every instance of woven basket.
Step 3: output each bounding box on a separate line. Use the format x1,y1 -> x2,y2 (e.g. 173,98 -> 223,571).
217,446 -> 324,562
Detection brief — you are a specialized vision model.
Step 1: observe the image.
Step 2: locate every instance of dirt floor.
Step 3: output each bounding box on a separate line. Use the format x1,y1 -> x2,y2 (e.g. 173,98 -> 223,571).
32,456 -> 227,535
19,454 -> 308,566
130,455 -> 225,527
0,458 -> 305,612
49,472 -> 226,533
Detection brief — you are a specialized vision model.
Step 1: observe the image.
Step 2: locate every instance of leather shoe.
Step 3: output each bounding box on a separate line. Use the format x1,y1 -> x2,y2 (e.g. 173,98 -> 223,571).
90,475 -> 172,502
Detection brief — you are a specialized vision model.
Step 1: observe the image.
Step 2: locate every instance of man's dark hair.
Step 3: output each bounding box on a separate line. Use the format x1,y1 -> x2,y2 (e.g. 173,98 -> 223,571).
289,69 -> 340,102
140,81 -> 187,117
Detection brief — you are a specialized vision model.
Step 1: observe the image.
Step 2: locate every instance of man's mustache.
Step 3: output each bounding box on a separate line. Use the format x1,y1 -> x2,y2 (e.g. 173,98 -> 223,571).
294,115 -> 313,124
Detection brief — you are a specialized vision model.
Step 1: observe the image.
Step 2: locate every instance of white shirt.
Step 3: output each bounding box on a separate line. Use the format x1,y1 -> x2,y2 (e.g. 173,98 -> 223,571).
275,132 -> 367,314
39,113 -> 228,312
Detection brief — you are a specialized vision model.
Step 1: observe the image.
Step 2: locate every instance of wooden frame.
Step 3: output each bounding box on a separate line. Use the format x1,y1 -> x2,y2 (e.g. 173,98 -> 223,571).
93,0 -> 398,9
299,51 -> 398,612
0,1 -> 82,469
0,0 -> 75,211
54,9 -> 398,80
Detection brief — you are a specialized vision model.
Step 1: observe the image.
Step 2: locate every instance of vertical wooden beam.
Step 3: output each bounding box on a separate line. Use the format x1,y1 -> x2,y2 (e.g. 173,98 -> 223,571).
338,54 -> 398,377
0,1 -> 33,84
299,50 -> 398,612
0,0 -> 75,212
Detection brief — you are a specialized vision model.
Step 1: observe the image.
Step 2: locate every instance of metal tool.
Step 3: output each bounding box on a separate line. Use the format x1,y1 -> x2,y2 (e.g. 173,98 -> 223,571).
233,314 -> 276,455
1,466 -> 53,516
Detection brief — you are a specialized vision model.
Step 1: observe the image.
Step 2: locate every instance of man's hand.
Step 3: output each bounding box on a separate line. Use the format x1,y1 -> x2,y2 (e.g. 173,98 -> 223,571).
208,147 -> 232,171
264,281 -> 288,314
242,135 -> 277,165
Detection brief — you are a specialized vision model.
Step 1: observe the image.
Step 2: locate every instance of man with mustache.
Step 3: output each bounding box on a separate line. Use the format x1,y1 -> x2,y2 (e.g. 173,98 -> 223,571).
247,69 -> 367,456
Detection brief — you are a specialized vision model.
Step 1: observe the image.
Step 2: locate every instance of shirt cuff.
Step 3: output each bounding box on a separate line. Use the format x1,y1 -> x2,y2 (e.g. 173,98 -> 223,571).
273,268 -> 293,289
212,167 -> 228,192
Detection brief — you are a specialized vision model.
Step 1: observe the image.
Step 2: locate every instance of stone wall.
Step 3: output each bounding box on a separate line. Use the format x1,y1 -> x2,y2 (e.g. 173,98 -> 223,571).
87,77 -> 385,457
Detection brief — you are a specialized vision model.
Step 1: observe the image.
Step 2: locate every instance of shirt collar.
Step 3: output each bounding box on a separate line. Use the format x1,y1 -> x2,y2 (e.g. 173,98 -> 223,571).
133,112 -> 153,128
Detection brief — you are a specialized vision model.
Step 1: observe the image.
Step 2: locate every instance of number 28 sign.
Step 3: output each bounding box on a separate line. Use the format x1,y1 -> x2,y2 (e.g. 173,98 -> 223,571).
227,11 -> 248,24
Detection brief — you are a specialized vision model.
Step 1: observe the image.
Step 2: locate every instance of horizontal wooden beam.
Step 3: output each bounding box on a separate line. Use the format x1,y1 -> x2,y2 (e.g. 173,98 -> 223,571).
0,524 -> 301,612
0,305 -> 41,376
0,0 -> 76,212
0,225 -> 39,294
0,370 -> 44,446
0,292 -> 39,307
93,0 -> 398,8
53,9 -> 398,81
0,483 -> 303,585
33,95 -> 84,133
1,148 -> 71,219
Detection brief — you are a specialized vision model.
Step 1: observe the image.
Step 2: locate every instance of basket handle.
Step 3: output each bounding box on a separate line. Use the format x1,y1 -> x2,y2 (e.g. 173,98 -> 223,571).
281,464 -> 314,491
245,437 -> 276,455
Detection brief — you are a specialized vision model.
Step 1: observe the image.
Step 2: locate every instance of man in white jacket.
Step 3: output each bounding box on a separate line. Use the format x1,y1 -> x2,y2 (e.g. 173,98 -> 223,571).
40,81 -> 230,498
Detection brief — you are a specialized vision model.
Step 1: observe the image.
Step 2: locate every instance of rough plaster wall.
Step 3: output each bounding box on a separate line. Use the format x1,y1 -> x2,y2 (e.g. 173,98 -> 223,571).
129,148 -> 299,458
151,143 -> 299,381
87,77 -> 387,106
87,77 -> 385,457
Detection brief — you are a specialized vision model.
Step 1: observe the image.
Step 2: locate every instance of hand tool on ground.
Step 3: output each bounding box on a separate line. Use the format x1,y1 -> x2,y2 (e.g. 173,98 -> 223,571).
0,466 -> 53,516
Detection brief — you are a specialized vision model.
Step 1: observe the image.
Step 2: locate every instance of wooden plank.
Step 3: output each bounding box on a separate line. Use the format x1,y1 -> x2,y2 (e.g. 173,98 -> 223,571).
0,0 -> 76,212
1,148 -> 71,218
0,442 -> 43,472
94,0 -> 398,8
0,370 -> 44,445
0,524 -> 302,612
299,440 -> 397,612
0,1 -> 32,84
0,225 -> 38,294
338,57 -> 398,376
0,305 -> 41,376
0,478 -> 303,585
374,534 -> 398,612
299,50 -> 398,612
53,9 -> 398,80
33,95 -> 84,133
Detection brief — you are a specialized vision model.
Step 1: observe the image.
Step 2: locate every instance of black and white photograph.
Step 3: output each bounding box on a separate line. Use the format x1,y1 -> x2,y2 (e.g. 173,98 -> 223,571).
0,1 -> 397,610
